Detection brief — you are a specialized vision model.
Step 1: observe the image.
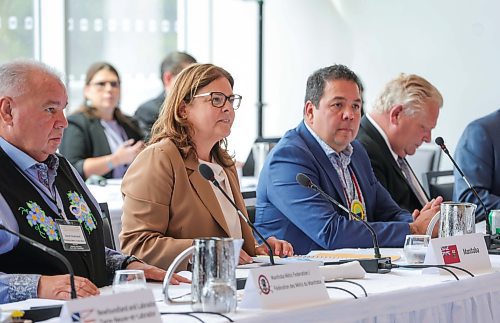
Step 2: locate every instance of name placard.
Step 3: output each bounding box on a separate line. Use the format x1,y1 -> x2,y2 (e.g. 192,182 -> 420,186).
239,262 -> 328,309
59,288 -> 161,323
424,233 -> 492,275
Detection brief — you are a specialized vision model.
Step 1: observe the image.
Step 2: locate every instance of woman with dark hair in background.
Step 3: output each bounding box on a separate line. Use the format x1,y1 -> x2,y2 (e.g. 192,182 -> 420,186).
60,62 -> 143,180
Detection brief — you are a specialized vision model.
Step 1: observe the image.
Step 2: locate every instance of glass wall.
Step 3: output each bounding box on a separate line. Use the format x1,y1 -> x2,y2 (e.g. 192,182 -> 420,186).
66,0 -> 177,115
0,0 -> 35,63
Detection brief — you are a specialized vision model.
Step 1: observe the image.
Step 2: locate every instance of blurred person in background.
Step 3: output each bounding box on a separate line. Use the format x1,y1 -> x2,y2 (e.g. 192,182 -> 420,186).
135,51 -> 197,138
60,62 -> 144,180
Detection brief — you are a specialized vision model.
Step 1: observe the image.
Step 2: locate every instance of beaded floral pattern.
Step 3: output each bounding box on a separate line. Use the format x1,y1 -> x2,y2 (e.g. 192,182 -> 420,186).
19,201 -> 59,241
67,191 -> 97,234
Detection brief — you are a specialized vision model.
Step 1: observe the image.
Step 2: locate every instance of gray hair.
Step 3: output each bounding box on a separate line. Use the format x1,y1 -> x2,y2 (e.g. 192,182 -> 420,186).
304,64 -> 364,109
0,60 -> 62,97
372,73 -> 443,116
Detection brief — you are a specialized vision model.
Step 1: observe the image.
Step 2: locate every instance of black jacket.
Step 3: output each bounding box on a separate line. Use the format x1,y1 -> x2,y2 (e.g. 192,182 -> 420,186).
134,92 -> 166,138
357,115 -> 425,212
59,111 -> 143,180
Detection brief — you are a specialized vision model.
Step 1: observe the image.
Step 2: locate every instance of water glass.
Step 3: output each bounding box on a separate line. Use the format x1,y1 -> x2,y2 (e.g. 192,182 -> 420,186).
201,278 -> 237,313
403,235 -> 430,264
112,269 -> 147,294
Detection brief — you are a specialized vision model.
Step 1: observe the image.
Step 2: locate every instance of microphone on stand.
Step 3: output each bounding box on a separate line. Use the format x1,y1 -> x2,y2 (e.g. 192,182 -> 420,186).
198,164 -> 275,265
296,173 -> 382,259
0,224 -> 77,299
295,173 -> 391,273
435,136 -> 500,254
434,137 -> 490,231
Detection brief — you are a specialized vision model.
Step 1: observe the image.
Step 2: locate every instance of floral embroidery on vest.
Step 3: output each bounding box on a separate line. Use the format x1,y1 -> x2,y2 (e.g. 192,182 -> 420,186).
19,201 -> 59,241
67,191 -> 97,234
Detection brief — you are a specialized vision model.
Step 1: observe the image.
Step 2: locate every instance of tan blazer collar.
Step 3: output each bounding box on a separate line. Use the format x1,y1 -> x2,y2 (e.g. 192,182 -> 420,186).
185,151 -> 231,236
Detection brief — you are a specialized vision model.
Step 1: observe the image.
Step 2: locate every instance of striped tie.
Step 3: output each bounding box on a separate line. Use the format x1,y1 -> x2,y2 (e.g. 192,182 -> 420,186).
397,157 -> 428,207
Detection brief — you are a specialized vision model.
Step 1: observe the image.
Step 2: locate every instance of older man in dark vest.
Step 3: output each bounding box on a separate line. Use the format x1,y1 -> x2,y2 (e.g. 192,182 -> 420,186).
0,60 -> 187,304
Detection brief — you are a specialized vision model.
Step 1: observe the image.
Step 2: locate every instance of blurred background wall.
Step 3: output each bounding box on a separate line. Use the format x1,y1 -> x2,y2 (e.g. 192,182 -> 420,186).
1,0 -> 499,167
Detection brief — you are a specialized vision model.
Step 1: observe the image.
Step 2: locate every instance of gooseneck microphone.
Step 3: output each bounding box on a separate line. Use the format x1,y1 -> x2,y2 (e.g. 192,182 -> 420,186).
435,137 -> 490,233
296,173 -> 382,259
198,164 -> 275,265
0,224 -> 77,299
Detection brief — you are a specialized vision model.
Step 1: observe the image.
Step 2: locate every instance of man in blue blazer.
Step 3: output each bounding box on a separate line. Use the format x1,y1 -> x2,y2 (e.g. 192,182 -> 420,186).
454,110 -> 500,220
254,65 -> 442,255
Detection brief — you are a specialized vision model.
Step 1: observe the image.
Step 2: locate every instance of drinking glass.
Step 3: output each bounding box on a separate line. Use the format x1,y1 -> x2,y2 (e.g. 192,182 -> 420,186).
112,269 -> 147,294
403,235 -> 430,264
201,278 -> 237,313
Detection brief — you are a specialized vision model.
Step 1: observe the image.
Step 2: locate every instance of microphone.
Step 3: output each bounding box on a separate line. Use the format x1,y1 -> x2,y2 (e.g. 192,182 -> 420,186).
0,224 -> 77,299
296,173 -> 382,259
434,137 -> 490,232
198,164 -> 275,265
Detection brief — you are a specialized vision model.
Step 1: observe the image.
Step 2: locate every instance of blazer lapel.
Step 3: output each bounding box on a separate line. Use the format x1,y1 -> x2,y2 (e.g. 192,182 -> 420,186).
297,122 -> 348,207
361,117 -> 406,183
184,152 -> 231,236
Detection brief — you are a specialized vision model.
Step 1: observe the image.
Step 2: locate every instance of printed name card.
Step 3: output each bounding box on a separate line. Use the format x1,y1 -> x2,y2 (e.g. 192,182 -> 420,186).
239,262 -> 329,309
424,233 -> 492,275
59,288 -> 161,323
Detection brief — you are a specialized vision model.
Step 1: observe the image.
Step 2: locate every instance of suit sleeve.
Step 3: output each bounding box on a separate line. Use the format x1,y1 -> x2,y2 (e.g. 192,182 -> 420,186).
454,123 -> 500,219
120,146 -> 192,270
265,143 -> 410,250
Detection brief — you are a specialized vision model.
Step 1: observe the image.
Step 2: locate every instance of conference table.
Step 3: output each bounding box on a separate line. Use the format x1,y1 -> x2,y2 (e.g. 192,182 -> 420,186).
87,177 -> 258,252
160,251 -> 500,323
17,179 -> 495,321
1,250 -> 500,322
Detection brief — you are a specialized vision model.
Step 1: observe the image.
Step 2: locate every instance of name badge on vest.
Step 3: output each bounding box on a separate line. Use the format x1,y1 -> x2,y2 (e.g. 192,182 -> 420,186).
55,219 -> 91,252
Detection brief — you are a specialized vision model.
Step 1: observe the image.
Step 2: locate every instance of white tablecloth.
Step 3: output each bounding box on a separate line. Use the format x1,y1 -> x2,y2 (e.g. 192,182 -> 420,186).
3,251 -> 500,323
88,180 -> 123,251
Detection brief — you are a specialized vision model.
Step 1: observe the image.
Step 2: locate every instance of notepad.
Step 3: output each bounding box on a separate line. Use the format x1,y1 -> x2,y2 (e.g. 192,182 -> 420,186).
304,252 -> 400,262
252,250 -> 400,265
251,255 -> 323,265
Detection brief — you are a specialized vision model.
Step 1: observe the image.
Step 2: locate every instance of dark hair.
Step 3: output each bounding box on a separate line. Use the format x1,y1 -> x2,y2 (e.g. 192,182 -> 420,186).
304,64 -> 364,108
76,62 -> 141,135
150,63 -> 234,167
160,51 -> 197,84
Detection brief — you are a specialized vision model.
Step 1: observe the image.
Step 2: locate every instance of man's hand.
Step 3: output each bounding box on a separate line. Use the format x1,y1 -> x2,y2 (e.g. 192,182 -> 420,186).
412,197 -> 442,220
410,196 -> 443,236
126,260 -> 190,285
38,275 -> 99,300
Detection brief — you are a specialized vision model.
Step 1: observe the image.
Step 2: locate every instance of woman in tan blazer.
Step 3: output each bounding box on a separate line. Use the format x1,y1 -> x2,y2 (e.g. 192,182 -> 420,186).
120,64 -> 293,270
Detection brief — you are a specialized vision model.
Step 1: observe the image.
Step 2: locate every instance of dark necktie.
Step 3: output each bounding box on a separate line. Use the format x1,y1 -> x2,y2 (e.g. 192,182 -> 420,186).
397,157 -> 428,207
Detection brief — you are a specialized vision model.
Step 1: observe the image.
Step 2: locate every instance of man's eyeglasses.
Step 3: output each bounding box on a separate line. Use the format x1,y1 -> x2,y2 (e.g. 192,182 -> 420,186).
90,81 -> 120,89
192,91 -> 242,110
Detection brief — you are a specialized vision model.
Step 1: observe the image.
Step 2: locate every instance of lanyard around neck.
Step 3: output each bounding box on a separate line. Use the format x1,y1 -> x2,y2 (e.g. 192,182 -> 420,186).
338,165 -> 363,207
10,160 -> 68,222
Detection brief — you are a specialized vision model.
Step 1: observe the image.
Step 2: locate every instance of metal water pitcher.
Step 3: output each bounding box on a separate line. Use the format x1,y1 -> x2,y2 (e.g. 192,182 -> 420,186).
426,202 -> 477,237
163,237 -> 242,313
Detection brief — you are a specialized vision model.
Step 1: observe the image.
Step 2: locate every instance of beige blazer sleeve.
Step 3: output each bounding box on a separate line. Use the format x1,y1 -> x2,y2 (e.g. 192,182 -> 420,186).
120,139 -> 256,271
